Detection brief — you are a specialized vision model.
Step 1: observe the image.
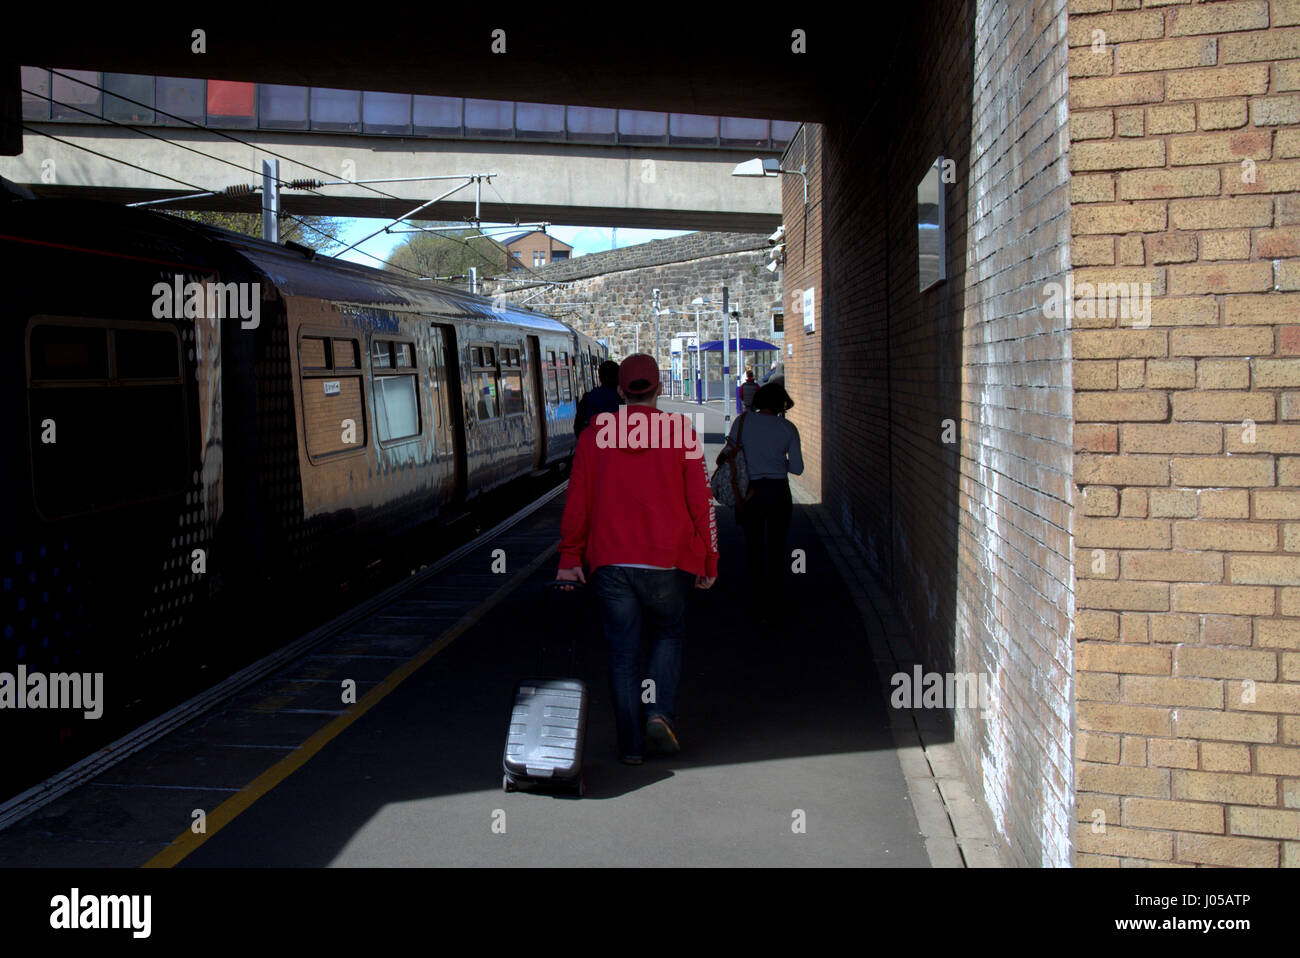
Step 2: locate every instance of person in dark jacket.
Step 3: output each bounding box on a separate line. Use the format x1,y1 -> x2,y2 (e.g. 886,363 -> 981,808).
718,382 -> 802,613
739,368 -> 759,411
575,360 -> 623,437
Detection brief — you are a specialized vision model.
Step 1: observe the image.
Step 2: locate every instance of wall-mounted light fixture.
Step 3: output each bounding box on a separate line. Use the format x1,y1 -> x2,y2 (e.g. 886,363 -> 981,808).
732,157 -> 808,205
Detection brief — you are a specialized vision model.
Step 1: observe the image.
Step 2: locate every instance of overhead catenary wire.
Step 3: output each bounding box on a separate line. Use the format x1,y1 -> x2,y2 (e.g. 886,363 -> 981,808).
36,68 -> 568,288
20,124 -> 417,277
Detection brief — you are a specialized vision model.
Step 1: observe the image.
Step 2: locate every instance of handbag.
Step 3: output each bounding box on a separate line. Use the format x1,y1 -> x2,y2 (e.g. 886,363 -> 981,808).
710,413 -> 753,508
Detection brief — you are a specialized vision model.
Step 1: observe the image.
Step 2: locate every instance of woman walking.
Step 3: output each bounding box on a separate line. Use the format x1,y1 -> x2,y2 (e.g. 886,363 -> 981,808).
719,382 -> 803,612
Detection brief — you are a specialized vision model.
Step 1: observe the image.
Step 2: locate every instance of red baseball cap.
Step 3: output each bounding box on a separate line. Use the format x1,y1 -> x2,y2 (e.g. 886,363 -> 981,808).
619,353 -> 660,394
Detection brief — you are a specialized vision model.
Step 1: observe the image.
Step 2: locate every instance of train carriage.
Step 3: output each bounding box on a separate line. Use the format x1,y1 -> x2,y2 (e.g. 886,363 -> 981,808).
0,196 -> 606,774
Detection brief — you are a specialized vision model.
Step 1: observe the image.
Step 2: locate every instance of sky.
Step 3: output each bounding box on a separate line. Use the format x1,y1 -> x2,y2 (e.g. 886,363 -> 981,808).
333,220 -> 689,269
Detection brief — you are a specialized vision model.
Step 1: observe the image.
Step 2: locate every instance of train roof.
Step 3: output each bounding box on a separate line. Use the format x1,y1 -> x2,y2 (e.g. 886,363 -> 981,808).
185,221 -> 575,333
0,197 -> 578,335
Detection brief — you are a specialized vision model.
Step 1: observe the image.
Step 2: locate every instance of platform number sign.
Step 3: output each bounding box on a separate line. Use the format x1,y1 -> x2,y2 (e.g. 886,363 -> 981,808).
802,287 -> 815,332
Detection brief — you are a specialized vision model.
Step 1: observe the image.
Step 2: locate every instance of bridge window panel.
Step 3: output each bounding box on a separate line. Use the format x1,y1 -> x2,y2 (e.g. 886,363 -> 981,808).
771,120 -> 801,150
300,336 -> 329,370
259,84 -> 309,130
374,373 -> 420,441
669,113 -> 718,146
363,91 -> 412,135
394,342 -> 414,368
102,73 -> 155,124
618,110 -> 667,145
50,69 -> 100,121
566,105 -> 616,143
311,87 -> 361,133
720,116 -> 770,149
156,77 -> 205,126
544,350 -> 558,403
332,338 -> 359,369
465,99 -> 513,138
515,102 -> 564,140
21,68 -> 50,120
413,95 -> 462,135
207,80 -> 255,128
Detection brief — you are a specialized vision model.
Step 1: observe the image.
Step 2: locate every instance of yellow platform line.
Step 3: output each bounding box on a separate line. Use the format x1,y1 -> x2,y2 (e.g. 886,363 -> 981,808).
143,542 -> 558,868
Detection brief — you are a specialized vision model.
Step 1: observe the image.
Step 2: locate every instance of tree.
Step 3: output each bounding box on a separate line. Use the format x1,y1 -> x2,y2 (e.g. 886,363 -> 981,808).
164,209 -> 346,252
385,223 -> 505,281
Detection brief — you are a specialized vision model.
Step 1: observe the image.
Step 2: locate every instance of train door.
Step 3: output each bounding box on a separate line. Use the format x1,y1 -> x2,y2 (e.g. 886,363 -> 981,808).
432,323 -> 467,502
527,335 -> 547,470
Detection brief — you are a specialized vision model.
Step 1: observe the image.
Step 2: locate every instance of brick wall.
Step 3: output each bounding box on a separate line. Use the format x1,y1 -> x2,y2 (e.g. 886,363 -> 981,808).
1069,0 -> 1300,868
781,125 -> 825,501
791,0 -> 1076,866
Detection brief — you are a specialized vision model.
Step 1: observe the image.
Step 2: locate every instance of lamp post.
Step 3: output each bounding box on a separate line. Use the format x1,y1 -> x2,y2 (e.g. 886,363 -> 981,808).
691,297 -> 704,405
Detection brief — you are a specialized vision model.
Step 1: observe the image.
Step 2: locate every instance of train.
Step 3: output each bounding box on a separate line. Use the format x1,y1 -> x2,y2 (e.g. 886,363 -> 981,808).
1,195 -> 606,763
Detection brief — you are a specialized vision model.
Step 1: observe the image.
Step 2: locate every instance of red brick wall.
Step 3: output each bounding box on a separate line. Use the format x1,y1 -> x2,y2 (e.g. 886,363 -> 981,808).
1068,0 -> 1300,868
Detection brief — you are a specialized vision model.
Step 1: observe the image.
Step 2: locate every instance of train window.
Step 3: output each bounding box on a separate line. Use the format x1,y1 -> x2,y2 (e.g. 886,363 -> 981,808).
26,319 -> 187,518
470,343 -> 500,421
374,374 -> 420,441
333,339 -> 359,369
300,333 -> 366,459
501,346 -> 524,416
544,349 -> 558,403
301,336 -> 329,370
29,325 -> 109,381
371,338 -> 420,442
558,351 -> 573,402
115,328 -> 181,380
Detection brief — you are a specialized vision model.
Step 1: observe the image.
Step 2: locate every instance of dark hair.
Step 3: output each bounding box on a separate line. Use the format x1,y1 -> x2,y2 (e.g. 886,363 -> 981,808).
753,383 -> 792,413
598,360 -> 620,389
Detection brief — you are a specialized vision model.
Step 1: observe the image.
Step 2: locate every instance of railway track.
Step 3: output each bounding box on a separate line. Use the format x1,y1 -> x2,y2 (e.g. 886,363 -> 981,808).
0,481 -> 568,835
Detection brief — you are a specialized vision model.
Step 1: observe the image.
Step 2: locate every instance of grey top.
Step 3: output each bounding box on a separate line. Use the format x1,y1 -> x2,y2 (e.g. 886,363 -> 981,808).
728,411 -> 803,479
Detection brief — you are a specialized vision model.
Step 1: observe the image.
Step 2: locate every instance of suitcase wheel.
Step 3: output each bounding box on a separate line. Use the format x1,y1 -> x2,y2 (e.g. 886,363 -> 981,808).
503,774 -> 515,793
576,776 -> 586,798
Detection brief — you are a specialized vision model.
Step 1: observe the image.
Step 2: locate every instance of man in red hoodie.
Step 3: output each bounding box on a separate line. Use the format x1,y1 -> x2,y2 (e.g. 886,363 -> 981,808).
556,353 -> 718,764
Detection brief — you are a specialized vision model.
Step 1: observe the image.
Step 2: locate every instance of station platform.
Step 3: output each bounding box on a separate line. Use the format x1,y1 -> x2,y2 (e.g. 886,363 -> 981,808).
0,400 -> 1003,868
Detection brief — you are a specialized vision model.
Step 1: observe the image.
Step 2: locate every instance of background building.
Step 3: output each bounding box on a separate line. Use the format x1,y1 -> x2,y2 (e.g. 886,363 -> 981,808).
498,229 -> 573,272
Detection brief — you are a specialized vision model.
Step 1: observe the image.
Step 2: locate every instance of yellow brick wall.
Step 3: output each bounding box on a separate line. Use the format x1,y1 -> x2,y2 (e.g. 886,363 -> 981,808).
1069,0 -> 1300,867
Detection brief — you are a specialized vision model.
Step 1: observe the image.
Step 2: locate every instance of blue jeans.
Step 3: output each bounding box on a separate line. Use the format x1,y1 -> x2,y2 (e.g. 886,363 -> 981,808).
591,565 -> 687,757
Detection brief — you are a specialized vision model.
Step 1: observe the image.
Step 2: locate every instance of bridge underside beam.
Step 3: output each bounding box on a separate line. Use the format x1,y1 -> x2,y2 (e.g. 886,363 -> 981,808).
3,126 -> 781,233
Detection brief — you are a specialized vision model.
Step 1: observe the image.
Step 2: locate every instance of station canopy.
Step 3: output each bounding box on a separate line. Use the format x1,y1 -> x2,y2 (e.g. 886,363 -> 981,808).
689,338 -> 778,351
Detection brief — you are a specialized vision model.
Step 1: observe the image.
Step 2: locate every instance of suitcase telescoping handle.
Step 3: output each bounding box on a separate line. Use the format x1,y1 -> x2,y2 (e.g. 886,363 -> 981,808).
542,580 -> 584,677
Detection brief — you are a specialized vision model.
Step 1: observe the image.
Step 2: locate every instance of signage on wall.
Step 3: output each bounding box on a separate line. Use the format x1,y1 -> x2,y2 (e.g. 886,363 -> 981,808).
323,380 -> 341,396
803,287 -> 815,332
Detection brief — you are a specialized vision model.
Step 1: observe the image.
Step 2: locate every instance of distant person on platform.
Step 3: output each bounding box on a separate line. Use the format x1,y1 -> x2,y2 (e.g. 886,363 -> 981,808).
761,360 -> 785,387
719,381 -> 802,613
556,354 -> 718,765
574,359 -> 623,437
739,368 -> 760,412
